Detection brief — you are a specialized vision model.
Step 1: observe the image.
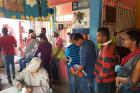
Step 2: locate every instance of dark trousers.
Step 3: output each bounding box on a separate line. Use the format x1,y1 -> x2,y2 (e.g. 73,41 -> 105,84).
51,58 -> 60,80
43,62 -> 52,87
94,81 -> 116,93
120,85 -> 140,93
19,56 -> 32,72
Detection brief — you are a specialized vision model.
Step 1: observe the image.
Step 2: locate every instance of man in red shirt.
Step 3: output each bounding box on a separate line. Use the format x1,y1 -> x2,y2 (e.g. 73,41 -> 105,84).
0,27 -> 17,84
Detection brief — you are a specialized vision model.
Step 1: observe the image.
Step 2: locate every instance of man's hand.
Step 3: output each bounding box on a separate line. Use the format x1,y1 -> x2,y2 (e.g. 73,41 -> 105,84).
25,87 -> 32,93
76,65 -> 84,76
116,77 -> 128,87
77,71 -> 84,77
17,83 -> 23,90
70,67 -> 76,75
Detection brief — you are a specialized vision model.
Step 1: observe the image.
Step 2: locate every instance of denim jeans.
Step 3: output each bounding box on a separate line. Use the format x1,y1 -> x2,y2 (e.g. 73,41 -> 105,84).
3,55 -> 15,79
120,85 -> 140,93
19,57 -> 28,72
81,77 -> 94,93
67,68 -> 81,93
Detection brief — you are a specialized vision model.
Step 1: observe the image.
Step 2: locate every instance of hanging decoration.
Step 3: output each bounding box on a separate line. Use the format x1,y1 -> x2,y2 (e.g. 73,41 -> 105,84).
11,15 -> 16,19
45,16 -> 50,21
26,0 -> 37,7
4,0 -> 24,12
0,0 -> 49,21
48,8 -> 54,15
0,0 -> 3,7
47,1 -> 52,7
26,16 -> 30,20
35,17 -> 38,21
38,16 -> 42,21
21,15 -> 26,20
0,12 -> 4,17
47,0 -> 54,16
29,16 -> 35,21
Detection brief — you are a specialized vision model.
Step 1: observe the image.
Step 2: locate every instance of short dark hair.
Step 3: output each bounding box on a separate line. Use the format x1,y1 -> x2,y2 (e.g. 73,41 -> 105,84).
29,29 -> 34,34
73,33 -> 83,41
126,29 -> 140,46
97,27 -> 110,40
41,28 -> 46,32
69,33 -> 75,40
39,33 -> 48,42
54,31 -> 59,37
67,32 -> 71,36
2,27 -> 8,35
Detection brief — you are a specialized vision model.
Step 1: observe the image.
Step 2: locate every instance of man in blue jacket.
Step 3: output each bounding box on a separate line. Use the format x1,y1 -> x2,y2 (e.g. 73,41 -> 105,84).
73,33 -> 96,93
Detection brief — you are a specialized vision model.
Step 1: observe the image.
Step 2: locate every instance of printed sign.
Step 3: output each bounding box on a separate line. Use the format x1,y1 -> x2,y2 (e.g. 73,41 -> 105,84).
72,0 -> 89,11
72,9 -> 90,28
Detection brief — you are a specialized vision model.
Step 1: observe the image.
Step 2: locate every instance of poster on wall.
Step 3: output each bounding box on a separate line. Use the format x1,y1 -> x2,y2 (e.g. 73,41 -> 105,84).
72,9 -> 90,28
4,0 -> 24,12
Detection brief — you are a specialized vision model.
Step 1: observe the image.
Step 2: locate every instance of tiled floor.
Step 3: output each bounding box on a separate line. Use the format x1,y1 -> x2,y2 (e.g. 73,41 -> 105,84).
0,68 -> 14,90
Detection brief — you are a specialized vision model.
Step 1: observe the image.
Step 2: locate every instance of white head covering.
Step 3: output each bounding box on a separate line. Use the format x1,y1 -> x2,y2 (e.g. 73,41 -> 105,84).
26,57 -> 42,73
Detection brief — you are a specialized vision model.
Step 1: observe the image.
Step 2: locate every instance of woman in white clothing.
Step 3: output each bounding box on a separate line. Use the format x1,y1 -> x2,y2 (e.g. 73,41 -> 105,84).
14,57 -> 50,93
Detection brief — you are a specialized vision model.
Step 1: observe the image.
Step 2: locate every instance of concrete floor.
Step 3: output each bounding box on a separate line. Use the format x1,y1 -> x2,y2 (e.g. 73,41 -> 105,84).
0,67 -> 69,93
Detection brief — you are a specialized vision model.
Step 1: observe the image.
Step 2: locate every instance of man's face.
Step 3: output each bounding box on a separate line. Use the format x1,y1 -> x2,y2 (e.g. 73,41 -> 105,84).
41,29 -> 46,34
74,39 -> 83,46
97,32 -> 103,43
39,38 -> 44,43
31,33 -> 36,39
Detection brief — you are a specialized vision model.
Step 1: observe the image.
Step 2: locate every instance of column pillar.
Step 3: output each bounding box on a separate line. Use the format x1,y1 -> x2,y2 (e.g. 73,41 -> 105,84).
89,0 -> 103,44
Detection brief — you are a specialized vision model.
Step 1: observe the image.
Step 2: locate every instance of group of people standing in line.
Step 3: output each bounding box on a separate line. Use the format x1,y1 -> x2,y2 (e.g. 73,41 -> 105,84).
0,26 -> 140,93
65,27 -> 140,93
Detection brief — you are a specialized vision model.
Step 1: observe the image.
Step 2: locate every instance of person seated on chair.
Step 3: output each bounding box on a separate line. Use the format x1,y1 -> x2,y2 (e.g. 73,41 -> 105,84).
14,57 -> 50,93
18,32 -> 39,72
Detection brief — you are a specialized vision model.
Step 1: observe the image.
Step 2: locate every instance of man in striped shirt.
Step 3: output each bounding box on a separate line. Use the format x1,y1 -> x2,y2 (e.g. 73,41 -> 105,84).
94,27 -> 118,93
65,33 -> 81,93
